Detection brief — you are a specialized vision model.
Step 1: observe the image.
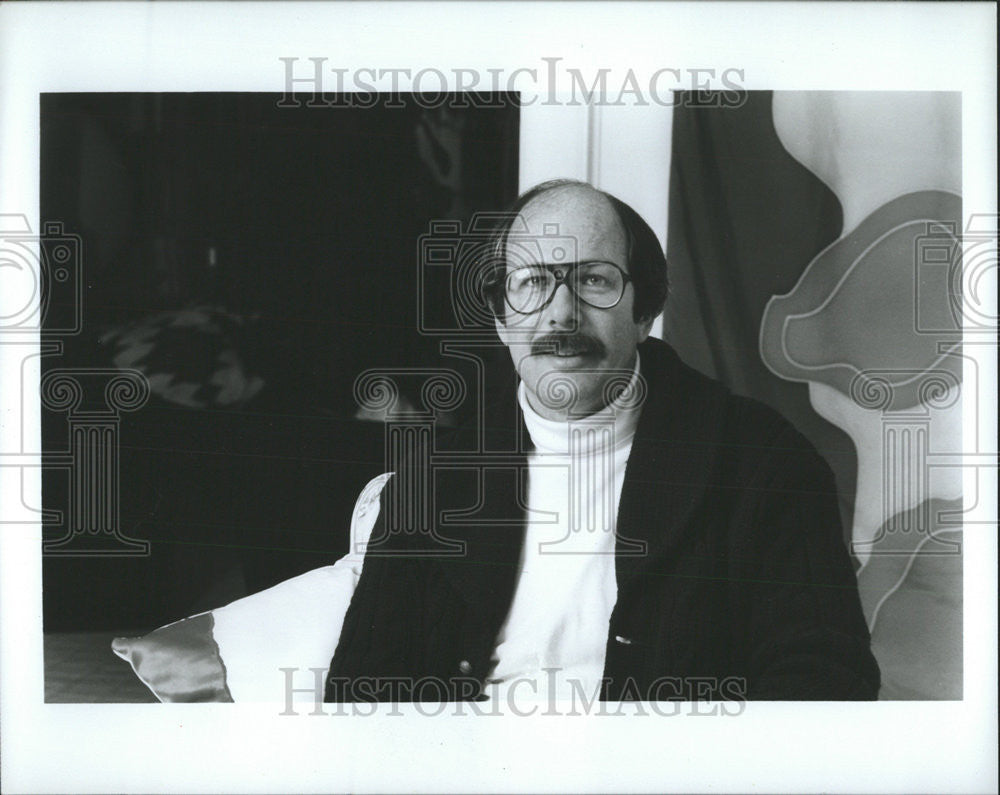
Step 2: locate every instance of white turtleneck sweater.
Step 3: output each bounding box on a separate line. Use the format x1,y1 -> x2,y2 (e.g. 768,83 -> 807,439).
483,357 -> 642,702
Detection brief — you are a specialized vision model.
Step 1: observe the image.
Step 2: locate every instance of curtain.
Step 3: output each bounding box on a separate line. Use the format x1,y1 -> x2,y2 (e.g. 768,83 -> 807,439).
665,90 -> 963,699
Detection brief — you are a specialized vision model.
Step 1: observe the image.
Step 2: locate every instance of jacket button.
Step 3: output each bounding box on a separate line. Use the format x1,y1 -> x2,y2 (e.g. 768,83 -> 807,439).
614,635 -> 633,645
459,659 -> 473,674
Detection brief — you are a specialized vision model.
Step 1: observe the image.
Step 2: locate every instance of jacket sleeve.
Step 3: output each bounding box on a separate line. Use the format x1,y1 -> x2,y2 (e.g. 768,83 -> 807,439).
734,423 -> 881,700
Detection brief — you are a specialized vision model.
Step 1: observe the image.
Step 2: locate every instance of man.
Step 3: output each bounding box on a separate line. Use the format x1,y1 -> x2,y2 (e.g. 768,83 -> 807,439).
325,179 -> 879,702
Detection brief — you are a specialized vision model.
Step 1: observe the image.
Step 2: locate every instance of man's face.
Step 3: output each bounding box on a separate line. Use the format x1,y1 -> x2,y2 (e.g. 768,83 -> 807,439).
495,186 -> 654,420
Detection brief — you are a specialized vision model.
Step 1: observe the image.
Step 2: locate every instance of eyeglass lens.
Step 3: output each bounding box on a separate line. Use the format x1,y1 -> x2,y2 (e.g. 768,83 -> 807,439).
505,262 -> 625,313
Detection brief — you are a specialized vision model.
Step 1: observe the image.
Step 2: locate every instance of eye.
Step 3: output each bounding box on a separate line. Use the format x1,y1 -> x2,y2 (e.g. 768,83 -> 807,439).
509,268 -> 548,291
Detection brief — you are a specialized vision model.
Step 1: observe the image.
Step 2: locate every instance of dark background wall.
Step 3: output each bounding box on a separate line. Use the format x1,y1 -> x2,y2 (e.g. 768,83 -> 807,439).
40,93 -> 519,631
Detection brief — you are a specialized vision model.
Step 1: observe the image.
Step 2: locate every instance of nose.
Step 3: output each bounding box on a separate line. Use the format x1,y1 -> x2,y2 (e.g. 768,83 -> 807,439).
544,282 -> 579,329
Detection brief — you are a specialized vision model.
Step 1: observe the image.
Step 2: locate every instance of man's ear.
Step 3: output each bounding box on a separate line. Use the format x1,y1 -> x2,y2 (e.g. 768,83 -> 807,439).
635,313 -> 655,343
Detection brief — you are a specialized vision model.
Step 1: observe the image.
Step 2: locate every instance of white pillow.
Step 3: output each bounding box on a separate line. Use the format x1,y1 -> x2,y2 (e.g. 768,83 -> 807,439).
113,472 -> 392,703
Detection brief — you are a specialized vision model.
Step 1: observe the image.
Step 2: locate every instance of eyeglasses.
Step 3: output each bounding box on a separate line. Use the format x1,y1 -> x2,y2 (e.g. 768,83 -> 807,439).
502,261 -> 632,315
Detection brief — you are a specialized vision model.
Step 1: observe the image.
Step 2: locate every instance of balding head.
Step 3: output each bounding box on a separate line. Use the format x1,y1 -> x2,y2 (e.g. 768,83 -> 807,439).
489,179 -> 659,420
513,183 -> 628,283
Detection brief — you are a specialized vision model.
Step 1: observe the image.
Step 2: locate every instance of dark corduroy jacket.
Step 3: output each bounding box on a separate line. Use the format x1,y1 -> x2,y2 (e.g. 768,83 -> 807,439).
326,338 -> 880,701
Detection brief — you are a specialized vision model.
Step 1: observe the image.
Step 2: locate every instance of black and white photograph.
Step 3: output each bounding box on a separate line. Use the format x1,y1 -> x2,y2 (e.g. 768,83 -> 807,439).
0,2 -> 996,793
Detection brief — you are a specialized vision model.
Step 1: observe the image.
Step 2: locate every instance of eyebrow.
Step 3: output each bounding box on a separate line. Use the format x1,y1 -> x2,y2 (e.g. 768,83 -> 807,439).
510,259 -> 623,270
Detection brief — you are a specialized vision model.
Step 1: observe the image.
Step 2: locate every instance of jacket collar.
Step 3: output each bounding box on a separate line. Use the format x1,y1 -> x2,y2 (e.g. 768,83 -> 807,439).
613,338 -> 728,591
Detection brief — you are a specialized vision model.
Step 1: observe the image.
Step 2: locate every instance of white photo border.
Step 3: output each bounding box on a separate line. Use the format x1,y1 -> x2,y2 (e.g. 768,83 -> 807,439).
1,2 -> 996,793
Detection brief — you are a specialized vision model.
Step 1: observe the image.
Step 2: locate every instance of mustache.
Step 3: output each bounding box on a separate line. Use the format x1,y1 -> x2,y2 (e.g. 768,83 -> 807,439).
530,332 -> 606,357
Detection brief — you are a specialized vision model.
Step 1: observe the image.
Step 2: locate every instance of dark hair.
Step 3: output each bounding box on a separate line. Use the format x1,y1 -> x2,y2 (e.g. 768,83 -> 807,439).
483,179 -> 668,323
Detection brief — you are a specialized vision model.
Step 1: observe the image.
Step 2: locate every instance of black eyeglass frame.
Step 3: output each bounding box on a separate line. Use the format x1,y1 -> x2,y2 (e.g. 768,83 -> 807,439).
501,260 -> 633,315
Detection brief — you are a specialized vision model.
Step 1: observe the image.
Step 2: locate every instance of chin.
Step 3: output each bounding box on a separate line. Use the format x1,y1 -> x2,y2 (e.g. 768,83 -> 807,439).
536,372 -> 607,417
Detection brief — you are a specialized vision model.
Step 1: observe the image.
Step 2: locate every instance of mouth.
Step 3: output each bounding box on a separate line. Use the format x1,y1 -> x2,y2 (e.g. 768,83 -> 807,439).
531,336 -> 602,359
551,346 -> 592,358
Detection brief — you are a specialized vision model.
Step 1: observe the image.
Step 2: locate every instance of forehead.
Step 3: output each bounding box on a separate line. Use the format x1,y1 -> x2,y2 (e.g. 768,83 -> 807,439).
507,187 -> 627,269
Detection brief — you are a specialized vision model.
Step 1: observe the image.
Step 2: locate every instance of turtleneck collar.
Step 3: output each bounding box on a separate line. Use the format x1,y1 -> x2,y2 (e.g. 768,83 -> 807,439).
518,353 -> 643,455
